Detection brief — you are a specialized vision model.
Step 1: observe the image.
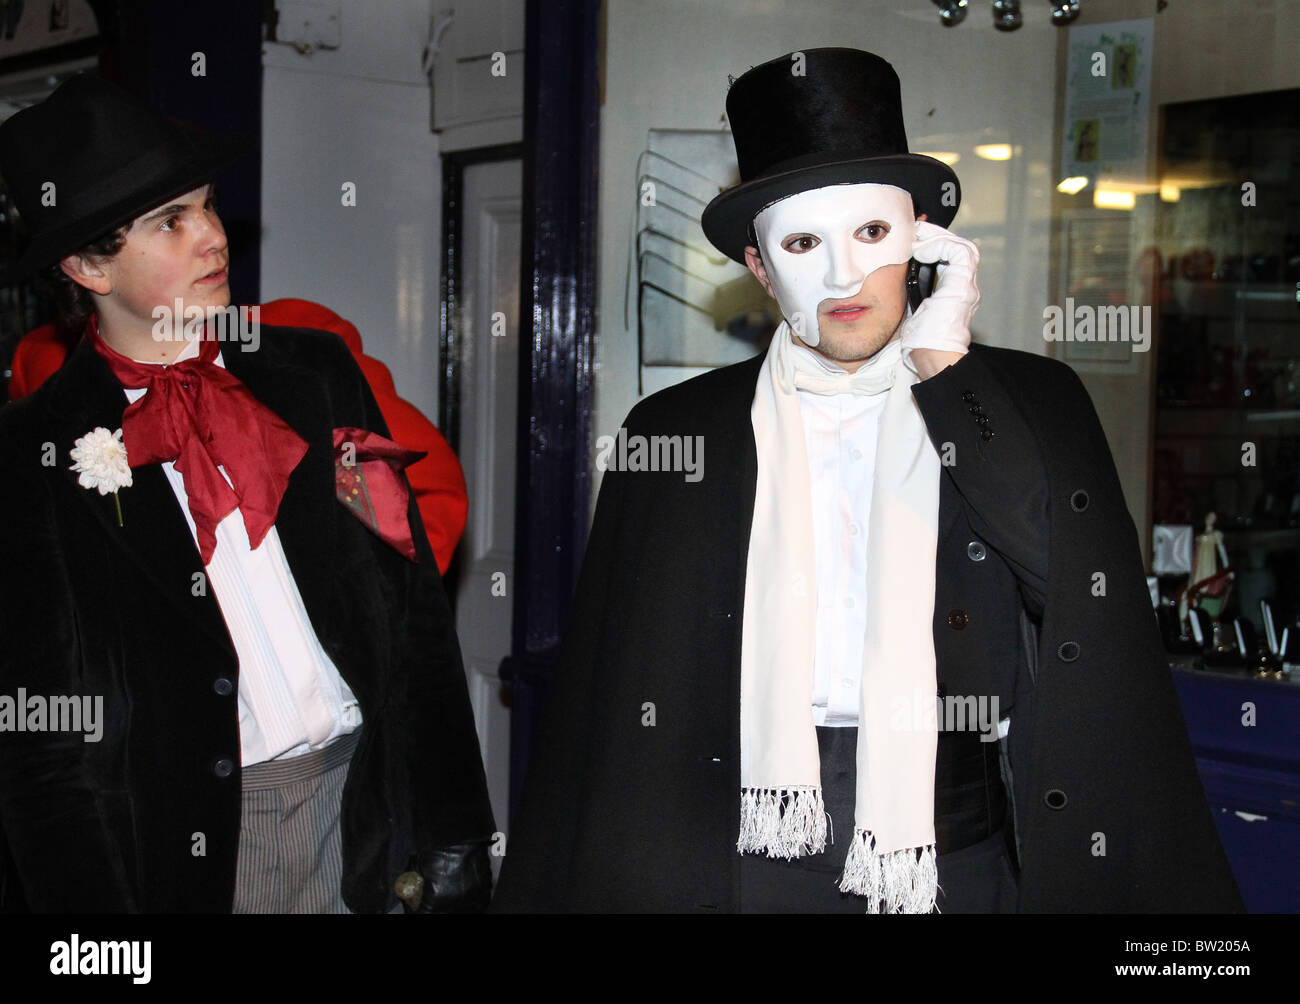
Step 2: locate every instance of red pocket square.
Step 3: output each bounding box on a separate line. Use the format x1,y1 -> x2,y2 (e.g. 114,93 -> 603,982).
333,427 -> 428,561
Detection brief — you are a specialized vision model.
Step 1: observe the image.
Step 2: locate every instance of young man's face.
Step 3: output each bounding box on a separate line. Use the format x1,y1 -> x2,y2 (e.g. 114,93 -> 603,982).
744,183 -> 914,371
68,183 -> 229,334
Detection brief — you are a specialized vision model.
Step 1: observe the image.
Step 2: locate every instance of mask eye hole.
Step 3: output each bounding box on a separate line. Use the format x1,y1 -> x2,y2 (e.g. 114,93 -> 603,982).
780,234 -> 820,254
856,221 -> 891,243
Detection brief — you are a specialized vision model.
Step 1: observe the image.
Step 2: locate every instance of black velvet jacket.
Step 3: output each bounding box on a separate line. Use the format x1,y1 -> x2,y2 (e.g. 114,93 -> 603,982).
0,325 -> 494,913
492,343 -> 1244,913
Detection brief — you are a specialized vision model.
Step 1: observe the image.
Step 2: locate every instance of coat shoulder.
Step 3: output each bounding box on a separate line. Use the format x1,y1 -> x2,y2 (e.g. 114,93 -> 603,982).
965,344 -> 1103,436
622,354 -> 763,433
250,323 -> 357,371
0,383 -> 52,462
971,343 -> 1085,392
237,323 -> 370,407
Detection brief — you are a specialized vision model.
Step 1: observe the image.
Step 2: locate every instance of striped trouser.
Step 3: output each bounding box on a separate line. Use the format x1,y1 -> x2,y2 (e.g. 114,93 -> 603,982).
232,729 -> 360,914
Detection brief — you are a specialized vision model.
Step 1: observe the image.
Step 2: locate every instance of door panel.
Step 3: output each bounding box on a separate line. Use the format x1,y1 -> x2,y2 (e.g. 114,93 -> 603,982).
453,157 -> 522,872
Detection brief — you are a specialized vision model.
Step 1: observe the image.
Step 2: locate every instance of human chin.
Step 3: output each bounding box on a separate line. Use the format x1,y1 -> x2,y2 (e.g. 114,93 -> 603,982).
813,308 -> 891,363
770,268 -> 899,350
821,267 -> 906,347
186,275 -> 232,311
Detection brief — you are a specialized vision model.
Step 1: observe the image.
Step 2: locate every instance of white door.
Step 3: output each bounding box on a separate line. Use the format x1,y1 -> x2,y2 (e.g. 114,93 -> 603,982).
453,156 -> 521,873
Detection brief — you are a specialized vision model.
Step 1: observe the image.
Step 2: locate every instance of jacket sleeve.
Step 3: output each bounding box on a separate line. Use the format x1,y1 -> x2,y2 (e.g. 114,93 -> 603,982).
489,454 -> 629,912
915,349 -> 1243,912
910,350 -> 1049,618
319,335 -> 495,910
0,414 -> 138,912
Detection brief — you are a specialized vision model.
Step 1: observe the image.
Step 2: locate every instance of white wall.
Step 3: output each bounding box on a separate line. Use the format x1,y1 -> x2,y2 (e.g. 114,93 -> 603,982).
595,0 -> 1061,465
261,0 -> 443,424
258,0 -> 1064,508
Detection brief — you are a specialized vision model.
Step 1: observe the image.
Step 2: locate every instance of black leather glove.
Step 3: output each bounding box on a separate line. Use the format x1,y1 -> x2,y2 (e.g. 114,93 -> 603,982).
395,840 -> 493,914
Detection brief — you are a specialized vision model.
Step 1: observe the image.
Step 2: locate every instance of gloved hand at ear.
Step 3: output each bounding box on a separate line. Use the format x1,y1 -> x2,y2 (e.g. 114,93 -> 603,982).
899,220 -> 981,377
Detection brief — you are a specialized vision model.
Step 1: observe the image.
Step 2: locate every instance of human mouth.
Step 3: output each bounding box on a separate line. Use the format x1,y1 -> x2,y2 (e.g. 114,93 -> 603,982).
825,301 -> 869,322
195,266 -> 227,286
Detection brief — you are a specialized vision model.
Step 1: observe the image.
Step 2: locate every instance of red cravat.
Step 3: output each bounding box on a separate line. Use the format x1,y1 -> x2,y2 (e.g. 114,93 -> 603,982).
88,317 -> 309,564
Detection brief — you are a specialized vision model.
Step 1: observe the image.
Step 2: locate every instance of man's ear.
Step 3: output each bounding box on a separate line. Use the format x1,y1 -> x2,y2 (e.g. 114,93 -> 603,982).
743,245 -> 775,299
59,252 -> 112,296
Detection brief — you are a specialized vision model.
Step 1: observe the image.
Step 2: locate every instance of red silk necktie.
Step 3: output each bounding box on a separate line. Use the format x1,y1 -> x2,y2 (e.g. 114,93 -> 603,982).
88,317 -> 309,564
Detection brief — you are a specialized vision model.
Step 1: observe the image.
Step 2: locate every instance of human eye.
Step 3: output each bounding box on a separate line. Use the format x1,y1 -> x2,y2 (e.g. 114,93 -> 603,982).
159,215 -> 180,232
856,221 -> 891,243
781,234 -> 820,253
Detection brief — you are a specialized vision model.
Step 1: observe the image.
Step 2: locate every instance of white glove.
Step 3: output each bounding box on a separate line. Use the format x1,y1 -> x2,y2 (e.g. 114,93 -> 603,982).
898,220 -> 980,366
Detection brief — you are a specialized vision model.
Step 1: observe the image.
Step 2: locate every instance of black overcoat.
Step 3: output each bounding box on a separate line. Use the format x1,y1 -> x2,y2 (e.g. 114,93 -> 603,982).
0,325 -> 494,912
492,343 -> 1244,913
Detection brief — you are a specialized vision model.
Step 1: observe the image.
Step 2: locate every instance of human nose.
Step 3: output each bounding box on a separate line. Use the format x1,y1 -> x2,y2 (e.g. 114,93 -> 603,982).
823,235 -> 864,297
196,209 -> 227,254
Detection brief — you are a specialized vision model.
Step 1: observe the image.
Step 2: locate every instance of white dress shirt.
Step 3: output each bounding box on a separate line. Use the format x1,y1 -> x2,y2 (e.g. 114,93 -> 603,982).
791,340 -> 888,727
122,337 -> 362,764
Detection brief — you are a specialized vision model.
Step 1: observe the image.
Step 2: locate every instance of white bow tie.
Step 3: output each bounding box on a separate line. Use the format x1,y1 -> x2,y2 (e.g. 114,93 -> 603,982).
789,337 -> 901,397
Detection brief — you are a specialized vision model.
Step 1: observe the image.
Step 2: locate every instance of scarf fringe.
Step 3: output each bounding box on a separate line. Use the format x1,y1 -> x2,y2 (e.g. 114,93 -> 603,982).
737,787 -> 827,858
838,829 -> 938,914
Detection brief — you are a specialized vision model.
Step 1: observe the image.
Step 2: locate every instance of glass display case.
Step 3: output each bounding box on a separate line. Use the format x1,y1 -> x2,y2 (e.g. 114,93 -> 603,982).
1152,88 -> 1300,644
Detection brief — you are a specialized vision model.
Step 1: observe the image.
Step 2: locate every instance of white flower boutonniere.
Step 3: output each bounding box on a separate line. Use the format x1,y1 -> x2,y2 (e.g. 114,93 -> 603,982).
70,427 -> 133,527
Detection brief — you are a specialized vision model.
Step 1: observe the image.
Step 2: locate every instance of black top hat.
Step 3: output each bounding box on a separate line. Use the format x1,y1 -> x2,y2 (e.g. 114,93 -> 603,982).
0,73 -> 251,283
701,48 -> 960,264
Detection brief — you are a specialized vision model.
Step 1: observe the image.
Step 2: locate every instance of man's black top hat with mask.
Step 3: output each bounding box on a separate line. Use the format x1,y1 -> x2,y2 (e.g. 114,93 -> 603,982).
700,47 -> 959,264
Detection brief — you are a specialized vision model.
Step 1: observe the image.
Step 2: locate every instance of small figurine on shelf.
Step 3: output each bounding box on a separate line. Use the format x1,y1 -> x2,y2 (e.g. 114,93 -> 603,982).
1177,511 -> 1234,627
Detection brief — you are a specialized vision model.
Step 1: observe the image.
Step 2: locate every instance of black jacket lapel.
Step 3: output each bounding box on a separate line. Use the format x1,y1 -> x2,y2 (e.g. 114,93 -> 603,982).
47,338 -> 235,656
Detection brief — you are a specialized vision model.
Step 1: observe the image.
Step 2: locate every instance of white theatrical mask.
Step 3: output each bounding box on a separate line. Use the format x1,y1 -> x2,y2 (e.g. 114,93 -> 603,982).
753,183 -> 916,347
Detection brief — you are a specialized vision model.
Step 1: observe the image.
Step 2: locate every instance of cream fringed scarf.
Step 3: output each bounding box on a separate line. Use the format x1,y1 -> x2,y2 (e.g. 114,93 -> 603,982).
738,320 -> 942,913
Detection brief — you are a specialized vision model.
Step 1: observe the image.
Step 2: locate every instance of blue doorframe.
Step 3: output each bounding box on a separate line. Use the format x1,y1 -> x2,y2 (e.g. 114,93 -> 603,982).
502,0 -> 601,825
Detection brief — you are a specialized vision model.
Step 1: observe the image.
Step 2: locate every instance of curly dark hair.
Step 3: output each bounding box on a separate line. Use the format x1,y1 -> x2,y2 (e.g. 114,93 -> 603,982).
33,224 -> 129,336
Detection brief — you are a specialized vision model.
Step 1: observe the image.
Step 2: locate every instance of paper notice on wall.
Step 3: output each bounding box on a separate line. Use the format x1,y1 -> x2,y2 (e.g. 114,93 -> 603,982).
1061,18 -> 1153,185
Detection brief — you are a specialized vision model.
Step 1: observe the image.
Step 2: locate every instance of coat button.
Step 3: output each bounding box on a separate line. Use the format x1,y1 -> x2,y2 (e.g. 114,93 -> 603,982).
1058,641 -> 1080,662
1044,788 -> 1068,810
961,390 -> 976,402
947,609 -> 969,629
212,757 -> 235,778
213,677 -> 234,696
967,540 -> 986,561
980,428 -> 994,441
1070,489 -> 1090,512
